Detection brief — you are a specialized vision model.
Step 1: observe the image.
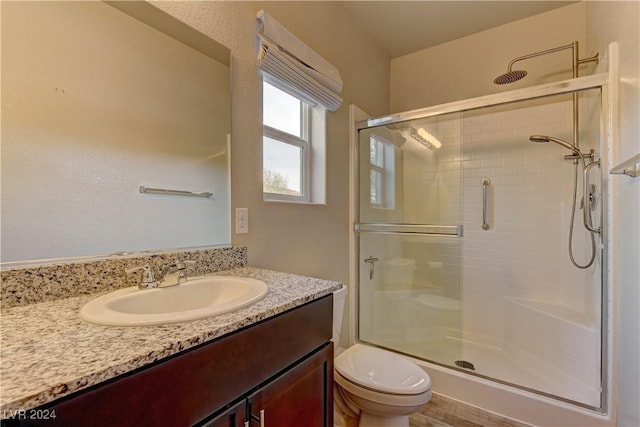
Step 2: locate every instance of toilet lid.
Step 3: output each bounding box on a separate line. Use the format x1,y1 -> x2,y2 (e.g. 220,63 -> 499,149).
335,344 -> 431,395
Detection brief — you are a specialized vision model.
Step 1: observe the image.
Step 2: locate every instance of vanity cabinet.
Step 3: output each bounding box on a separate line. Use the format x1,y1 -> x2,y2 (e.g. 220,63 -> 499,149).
6,295 -> 333,427
204,401 -> 246,427
206,344 -> 332,427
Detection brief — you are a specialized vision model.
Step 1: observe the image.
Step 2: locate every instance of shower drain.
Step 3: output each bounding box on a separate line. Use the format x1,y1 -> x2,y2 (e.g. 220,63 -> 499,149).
454,360 -> 475,370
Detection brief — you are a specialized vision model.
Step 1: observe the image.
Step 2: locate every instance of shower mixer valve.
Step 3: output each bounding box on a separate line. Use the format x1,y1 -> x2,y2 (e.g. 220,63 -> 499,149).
364,256 -> 379,280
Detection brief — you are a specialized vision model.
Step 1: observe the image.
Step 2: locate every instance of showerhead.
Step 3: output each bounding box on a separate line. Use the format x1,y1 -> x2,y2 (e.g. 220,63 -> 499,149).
494,42 -> 599,86
493,69 -> 527,85
529,135 -> 580,154
529,135 -> 552,143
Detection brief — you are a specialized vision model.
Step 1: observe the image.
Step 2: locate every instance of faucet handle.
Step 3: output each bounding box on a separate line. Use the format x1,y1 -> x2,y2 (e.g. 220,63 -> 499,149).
176,259 -> 196,277
177,259 -> 197,267
158,259 -> 197,287
162,259 -> 196,272
125,264 -> 160,289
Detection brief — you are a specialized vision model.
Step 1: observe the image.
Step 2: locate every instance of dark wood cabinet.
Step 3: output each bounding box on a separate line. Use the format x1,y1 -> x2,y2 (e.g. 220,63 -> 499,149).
3,295 -> 333,427
202,401 -> 246,427
206,344 -> 333,427
248,345 -> 333,427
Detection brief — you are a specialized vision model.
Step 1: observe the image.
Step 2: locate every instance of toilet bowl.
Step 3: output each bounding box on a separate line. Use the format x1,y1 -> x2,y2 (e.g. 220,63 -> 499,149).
333,287 -> 431,427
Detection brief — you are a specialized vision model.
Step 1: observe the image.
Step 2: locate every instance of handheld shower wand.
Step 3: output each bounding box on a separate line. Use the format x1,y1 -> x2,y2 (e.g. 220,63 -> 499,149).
529,135 -> 580,153
529,135 -> 600,269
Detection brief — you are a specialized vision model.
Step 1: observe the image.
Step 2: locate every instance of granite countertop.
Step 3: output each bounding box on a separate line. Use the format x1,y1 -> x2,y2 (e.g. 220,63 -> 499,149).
0,267 -> 342,413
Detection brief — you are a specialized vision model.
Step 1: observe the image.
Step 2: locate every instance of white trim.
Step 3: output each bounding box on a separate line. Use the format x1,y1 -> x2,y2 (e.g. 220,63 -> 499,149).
348,104 -> 370,348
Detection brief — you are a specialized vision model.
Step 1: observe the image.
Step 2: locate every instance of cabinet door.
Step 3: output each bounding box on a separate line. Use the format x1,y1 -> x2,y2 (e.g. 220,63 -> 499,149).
201,401 -> 246,427
247,344 -> 333,427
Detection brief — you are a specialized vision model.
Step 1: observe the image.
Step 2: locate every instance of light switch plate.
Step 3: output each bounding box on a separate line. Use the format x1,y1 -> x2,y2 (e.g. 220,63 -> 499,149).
235,208 -> 248,234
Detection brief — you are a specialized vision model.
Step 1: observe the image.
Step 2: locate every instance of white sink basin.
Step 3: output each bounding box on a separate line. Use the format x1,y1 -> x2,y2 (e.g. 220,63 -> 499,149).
79,276 -> 268,326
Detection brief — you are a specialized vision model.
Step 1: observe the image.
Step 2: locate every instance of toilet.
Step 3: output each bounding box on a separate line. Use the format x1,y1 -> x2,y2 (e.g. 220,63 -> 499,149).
332,286 -> 431,427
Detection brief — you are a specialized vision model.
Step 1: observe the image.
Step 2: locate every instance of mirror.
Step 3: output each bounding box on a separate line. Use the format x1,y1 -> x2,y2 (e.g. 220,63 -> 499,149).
1,1 -> 231,265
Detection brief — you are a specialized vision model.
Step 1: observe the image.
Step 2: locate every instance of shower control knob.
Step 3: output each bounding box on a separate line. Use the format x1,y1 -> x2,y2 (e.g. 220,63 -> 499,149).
364,256 -> 379,280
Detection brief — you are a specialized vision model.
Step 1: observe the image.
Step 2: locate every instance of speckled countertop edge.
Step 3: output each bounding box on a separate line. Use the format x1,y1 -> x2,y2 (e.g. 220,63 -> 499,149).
0,267 -> 342,412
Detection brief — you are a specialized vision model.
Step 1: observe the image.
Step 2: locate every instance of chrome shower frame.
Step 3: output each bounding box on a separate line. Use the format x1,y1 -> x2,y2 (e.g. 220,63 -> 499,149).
355,69 -> 614,414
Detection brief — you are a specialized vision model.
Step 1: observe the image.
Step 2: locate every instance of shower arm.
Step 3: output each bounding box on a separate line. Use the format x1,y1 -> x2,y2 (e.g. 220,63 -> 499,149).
505,42 -> 599,148
506,42 -> 599,75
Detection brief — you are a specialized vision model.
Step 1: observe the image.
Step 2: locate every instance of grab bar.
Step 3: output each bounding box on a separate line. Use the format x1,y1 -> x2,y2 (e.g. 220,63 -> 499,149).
482,178 -> 491,230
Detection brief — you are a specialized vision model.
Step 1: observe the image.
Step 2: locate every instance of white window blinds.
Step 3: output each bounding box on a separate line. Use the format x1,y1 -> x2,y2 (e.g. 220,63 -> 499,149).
257,10 -> 343,112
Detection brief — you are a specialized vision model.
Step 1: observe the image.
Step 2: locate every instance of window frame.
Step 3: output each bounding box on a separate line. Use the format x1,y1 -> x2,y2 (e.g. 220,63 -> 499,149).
369,135 -> 395,209
262,79 -> 314,203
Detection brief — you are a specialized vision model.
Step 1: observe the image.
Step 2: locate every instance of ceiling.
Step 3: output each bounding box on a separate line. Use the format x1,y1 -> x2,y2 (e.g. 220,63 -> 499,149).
339,1 -> 577,58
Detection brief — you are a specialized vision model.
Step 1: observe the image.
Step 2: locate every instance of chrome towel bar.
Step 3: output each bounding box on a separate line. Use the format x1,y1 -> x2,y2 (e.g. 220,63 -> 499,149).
610,154 -> 640,178
139,186 -> 214,199
354,223 -> 463,237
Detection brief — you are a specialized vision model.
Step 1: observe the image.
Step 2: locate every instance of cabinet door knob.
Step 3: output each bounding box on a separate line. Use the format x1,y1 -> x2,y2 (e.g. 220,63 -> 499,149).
259,409 -> 265,427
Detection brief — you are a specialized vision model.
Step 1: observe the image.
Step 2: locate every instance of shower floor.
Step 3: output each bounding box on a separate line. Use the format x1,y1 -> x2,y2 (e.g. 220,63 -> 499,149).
367,331 -> 600,407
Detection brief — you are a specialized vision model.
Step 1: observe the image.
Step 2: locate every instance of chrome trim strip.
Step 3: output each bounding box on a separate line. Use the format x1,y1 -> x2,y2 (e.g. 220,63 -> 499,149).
356,73 -> 608,130
354,223 -> 463,237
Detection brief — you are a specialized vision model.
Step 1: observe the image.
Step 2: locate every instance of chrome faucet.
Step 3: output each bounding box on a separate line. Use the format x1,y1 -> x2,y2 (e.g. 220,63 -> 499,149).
125,260 -> 196,289
125,264 -> 160,289
159,260 -> 196,287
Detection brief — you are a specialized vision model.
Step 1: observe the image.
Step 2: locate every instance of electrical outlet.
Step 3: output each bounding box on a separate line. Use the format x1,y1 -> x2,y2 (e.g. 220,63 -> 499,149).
235,208 -> 249,234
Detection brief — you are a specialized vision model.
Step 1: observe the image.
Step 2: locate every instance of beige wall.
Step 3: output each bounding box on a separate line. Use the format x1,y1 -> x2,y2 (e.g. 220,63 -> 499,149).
390,3 -> 588,110
585,2 -> 640,426
153,2 -> 390,285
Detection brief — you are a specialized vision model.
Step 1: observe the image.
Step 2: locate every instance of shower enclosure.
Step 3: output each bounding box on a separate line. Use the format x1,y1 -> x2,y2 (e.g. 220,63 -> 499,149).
355,75 -> 610,410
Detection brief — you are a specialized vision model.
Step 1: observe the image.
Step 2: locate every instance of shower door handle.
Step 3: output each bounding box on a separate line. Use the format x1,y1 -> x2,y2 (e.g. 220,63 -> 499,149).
482,178 -> 491,230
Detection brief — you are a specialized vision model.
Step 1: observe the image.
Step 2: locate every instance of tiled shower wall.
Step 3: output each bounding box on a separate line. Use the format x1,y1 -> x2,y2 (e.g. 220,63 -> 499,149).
460,95 -> 601,343
395,92 -> 603,404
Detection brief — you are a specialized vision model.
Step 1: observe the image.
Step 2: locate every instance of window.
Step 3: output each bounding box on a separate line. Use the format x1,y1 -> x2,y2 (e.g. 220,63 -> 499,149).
262,79 -> 325,203
369,135 -> 395,208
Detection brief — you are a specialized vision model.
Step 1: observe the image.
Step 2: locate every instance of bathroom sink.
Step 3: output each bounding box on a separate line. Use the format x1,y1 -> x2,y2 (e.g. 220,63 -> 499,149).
79,276 -> 268,326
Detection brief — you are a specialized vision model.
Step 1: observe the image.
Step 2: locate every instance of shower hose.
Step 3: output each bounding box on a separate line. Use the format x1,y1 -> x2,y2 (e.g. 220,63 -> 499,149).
568,158 -> 597,269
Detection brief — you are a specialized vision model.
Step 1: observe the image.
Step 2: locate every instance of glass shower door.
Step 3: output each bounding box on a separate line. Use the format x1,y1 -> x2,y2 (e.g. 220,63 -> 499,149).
356,87 -> 605,408
356,113 -> 464,367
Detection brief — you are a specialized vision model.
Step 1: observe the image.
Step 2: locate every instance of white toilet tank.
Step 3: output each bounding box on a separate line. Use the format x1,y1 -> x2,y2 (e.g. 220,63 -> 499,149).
332,286 -> 347,345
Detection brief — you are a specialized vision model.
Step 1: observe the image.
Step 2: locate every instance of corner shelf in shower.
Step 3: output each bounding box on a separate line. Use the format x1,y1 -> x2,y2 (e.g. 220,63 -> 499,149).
610,153 -> 640,178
